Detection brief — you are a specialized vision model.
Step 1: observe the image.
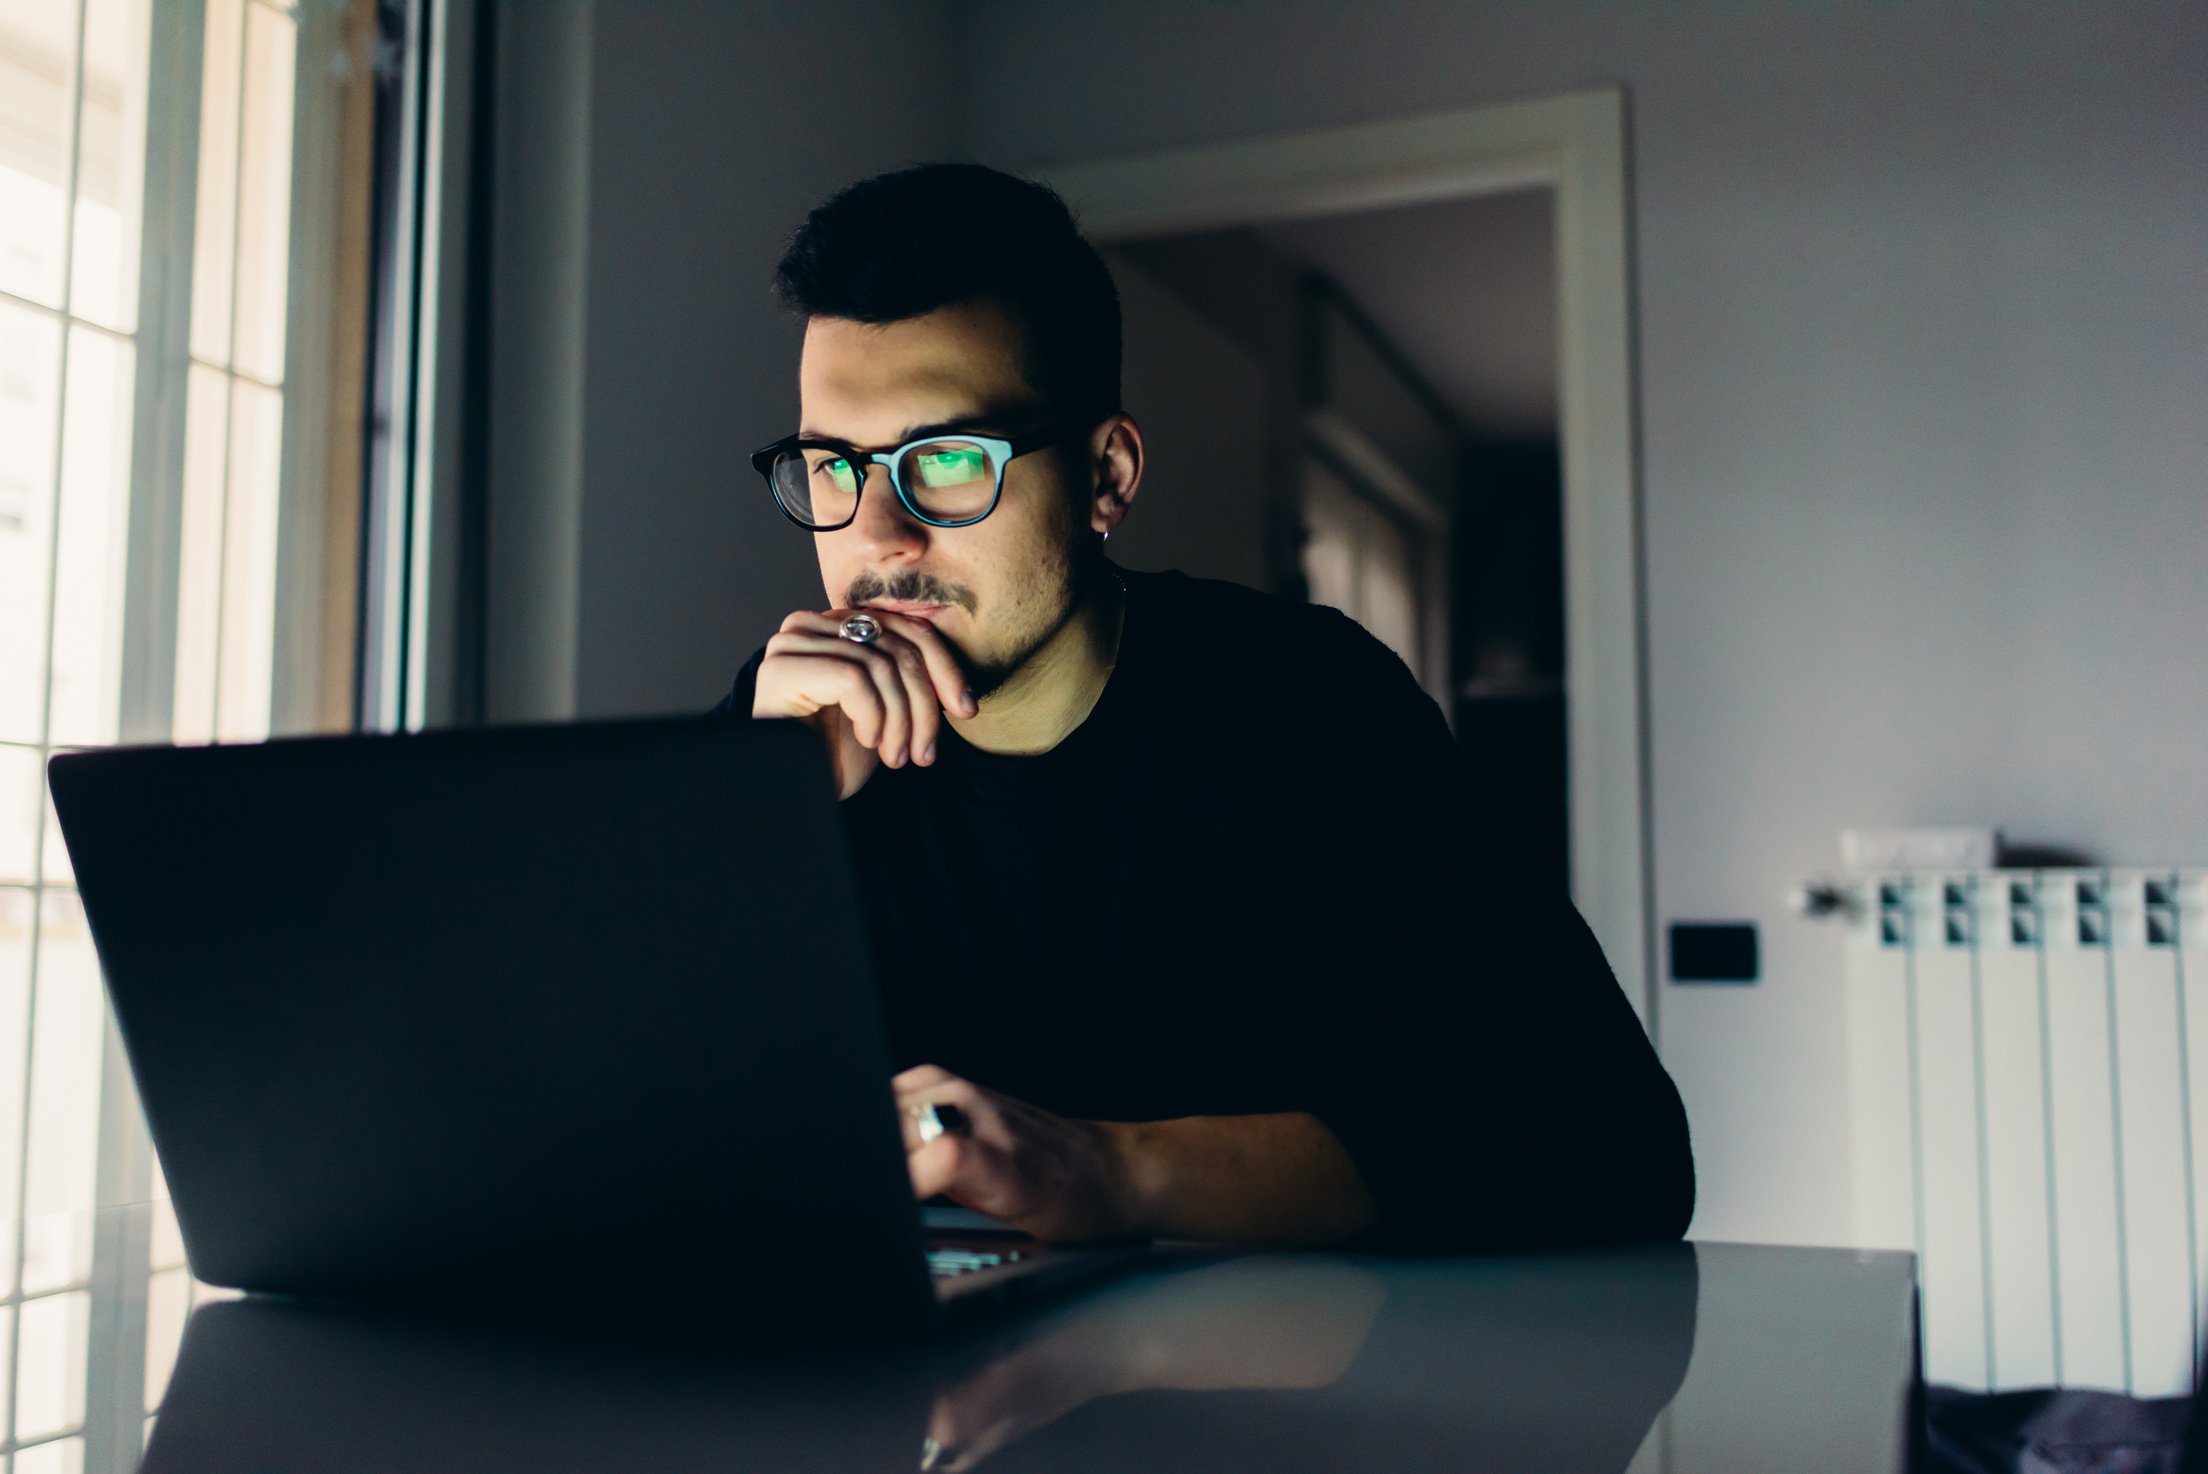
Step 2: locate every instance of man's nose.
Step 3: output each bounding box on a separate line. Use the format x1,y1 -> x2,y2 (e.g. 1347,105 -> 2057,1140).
848,461 -> 928,561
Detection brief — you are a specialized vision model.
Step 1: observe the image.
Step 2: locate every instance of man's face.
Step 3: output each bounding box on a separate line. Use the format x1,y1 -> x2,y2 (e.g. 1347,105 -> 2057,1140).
798,300 -> 1089,697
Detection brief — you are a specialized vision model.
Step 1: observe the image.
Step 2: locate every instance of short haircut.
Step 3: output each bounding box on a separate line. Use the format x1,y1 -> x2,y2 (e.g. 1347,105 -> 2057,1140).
774,163 -> 1122,425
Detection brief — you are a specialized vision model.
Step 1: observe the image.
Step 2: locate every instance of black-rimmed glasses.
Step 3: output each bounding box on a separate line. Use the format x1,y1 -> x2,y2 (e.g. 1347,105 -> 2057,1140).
750,426 -> 1066,531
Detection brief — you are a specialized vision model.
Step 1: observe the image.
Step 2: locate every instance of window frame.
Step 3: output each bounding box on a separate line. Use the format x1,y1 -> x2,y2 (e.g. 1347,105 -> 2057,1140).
0,0 -> 469,1461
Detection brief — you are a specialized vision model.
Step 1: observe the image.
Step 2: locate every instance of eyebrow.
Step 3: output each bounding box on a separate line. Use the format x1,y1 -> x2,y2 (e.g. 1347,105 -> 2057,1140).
796,409 -> 1036,451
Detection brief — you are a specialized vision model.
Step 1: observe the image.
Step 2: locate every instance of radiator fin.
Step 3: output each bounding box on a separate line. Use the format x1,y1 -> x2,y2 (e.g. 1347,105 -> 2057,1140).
1846,867 -> 2205,1394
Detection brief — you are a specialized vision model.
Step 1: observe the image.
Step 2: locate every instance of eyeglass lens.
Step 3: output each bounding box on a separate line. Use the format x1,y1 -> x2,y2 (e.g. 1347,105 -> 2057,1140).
771,439 -> 1000,527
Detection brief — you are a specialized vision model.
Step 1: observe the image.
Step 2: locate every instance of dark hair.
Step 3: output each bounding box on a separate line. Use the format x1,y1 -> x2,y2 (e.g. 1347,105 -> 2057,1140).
774,163 -> 1121,424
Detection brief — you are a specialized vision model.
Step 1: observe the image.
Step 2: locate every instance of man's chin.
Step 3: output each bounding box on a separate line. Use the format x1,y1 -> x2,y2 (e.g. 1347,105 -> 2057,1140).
961,646 -> 1017,703
965,667 -> 1016,703
957,633 -> 1038,705
963,574 -> 1108,704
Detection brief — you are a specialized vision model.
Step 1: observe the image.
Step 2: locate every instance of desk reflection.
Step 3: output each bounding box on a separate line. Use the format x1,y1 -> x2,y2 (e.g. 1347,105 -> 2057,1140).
926,1245 -> 1698,1472
922,1255 -> 1389,1469
139,1246 -> 1699,1474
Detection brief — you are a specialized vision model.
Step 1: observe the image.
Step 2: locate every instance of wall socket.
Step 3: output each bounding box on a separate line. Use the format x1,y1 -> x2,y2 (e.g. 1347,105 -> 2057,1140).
1669,922 -> 1759,983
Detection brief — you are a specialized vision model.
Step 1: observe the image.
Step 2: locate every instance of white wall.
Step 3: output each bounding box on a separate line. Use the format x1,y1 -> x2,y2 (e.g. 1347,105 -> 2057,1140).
485,0 -> 961,723
958,0 -> 2208,1245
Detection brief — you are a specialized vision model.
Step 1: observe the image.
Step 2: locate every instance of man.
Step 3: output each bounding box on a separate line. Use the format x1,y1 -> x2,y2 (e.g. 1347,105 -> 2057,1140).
718,162 -> 1692,1252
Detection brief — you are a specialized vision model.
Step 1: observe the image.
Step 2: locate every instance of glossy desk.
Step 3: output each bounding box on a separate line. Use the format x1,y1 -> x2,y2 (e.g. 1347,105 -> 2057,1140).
49,1203 -> 1918,1474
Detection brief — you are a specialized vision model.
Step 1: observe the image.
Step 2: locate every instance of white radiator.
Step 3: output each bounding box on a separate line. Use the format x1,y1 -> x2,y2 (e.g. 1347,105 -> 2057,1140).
1836,868 -> 2207,1395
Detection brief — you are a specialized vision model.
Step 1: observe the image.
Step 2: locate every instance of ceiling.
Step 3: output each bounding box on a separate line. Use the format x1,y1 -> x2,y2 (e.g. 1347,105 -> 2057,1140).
1255,187 -> 1558,438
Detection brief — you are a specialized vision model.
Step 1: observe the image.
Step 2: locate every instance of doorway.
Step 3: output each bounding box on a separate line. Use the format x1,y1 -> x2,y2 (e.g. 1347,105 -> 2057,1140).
1036,89 -> 1652,1024
1105,189 -> 1569,888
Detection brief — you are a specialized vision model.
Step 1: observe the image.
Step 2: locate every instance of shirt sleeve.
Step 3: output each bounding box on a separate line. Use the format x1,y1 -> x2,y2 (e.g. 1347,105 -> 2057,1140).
1286,611 -> 1694,1254
709,650 -> 766,719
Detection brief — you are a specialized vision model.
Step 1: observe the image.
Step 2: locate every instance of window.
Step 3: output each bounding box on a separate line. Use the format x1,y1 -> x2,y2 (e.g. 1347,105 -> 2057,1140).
1301,454 -> 1424,674
0,0 -> 382,1460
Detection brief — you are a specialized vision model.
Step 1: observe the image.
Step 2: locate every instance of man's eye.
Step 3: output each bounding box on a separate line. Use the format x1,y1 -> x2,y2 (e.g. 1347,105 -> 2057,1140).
915,450 -> 987,487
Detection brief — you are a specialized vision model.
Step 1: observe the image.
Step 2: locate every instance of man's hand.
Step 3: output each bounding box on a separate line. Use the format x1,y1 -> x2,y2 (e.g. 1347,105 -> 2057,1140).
895,1065 -> 1135,1244
897,1065 -> 1381,1249
752,609 -> 977,799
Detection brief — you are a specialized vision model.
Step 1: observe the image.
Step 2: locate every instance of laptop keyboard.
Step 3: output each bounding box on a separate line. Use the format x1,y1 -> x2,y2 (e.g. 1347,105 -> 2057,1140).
927,1246 -> 1027,1279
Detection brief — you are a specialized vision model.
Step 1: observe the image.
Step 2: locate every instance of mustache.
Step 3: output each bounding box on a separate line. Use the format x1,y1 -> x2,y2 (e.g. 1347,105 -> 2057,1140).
845,569 -> 976,613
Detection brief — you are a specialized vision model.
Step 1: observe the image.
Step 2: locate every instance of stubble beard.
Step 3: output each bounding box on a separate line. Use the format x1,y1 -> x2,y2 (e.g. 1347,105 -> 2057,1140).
961,536 -> 1110,702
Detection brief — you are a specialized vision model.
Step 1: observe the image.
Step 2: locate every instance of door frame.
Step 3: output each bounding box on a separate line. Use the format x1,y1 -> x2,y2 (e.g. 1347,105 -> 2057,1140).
1035,88 -> 1656,1031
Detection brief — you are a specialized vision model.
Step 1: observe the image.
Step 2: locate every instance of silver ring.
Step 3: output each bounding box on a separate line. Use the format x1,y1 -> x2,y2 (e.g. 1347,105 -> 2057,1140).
840,612 -> 881,644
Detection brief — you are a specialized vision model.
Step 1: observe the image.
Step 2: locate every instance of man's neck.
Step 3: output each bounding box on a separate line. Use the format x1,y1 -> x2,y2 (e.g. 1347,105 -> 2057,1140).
957,563 -> 1125,756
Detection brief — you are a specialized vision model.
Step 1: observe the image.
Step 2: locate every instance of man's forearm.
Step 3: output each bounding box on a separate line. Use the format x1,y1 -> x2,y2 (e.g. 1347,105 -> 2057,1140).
1102,1112 -> 1378,1248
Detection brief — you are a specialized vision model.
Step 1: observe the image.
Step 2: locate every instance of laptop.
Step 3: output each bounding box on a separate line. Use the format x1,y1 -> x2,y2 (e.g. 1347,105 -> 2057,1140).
48,717 -> 1142,1346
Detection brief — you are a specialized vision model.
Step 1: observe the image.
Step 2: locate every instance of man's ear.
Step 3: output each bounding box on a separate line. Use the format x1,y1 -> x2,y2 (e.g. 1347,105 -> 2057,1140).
1086,414 -> 1143,539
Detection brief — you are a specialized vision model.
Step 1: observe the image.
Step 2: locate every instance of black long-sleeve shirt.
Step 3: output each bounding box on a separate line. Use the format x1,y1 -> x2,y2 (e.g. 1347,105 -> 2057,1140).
715,566 -> 1693,1252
